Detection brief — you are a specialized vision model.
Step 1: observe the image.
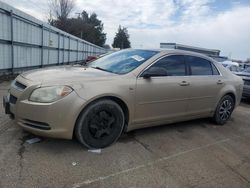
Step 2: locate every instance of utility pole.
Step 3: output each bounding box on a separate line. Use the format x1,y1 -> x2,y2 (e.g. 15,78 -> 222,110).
75,12 -> 82,39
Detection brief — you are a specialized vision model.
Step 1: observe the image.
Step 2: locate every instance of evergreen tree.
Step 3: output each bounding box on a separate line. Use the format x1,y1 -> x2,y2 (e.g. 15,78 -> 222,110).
112,26 -> 131,49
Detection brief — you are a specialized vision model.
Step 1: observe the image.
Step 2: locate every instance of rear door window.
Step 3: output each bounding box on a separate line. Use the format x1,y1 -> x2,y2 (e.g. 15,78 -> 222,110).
186,56 -> 214,76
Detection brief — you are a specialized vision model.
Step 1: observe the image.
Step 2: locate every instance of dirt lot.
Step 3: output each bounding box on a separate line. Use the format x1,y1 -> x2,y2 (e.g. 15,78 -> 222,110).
0,80 -> 250,188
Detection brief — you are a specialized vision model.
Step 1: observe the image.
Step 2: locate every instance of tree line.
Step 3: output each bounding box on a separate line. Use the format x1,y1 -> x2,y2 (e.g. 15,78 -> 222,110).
48,0 -> 131,49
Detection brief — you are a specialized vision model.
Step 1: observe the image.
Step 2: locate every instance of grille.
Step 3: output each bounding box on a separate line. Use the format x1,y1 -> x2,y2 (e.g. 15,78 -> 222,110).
9,94 -> 17,104
243,79 -> 250,86
15,81 -> 27,90
22,119 -> 51,130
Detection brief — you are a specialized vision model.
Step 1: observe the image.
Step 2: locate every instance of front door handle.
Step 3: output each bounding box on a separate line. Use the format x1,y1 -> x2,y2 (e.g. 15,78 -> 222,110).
217,80 -> 224,85
179,81 -> 190,86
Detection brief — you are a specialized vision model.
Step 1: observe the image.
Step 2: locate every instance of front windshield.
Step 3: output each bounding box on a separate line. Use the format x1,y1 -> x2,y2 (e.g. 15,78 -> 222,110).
243,67 -> 250,73
89,49 -> 158,74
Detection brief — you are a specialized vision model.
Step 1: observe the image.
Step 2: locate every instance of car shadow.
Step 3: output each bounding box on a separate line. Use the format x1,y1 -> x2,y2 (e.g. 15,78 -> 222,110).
21,130 -> 84,153
22,117 -> 215,153
241,97 -> 250,107
119,118 -> 214,143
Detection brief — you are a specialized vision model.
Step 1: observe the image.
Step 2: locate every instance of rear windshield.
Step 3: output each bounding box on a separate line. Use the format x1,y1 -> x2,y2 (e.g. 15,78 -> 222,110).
89,49 -> 158,74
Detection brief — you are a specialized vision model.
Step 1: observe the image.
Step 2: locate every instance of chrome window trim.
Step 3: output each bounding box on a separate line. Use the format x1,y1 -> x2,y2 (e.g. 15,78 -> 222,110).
138,53 -> 222,78
137,53 -> 186,78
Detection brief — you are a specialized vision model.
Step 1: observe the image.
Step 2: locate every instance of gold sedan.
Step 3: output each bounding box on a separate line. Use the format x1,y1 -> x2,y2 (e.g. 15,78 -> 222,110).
3,49 -> 243,148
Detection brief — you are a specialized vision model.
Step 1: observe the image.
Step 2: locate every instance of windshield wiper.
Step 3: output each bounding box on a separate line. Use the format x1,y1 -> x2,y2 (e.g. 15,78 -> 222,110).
91,66 -> 115,74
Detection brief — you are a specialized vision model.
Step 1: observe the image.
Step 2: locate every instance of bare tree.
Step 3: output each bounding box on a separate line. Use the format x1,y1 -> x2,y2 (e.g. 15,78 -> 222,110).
48,0 -> 75,31
47,10 -> 53,25
48,0 -> 75,26
48,1 -> 106,46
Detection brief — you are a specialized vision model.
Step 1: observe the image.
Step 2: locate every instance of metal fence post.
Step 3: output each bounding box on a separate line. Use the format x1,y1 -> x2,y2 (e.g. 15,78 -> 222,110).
76,40 -> 79,63
68,36 -> 70,65
82,42 -> 84,61
10,10 -> 14,74
41,24 -> 44,67
47,29 -> 51,66
58,32 -> 60,65
62,34 -> 65,64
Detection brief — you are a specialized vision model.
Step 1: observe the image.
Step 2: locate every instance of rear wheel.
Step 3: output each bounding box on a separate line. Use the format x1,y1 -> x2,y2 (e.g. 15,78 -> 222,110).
75,100 -> 125,148
213,95 -> 235,125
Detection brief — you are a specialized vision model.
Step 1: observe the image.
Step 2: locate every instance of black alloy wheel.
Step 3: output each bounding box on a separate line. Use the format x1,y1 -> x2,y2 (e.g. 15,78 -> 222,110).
75,100 -> 125,148
213,95 -> 235,125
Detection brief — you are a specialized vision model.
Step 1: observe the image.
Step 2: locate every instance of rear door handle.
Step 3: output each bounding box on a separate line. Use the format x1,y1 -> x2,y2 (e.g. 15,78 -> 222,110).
179,81 -> 190,86
217,80 -> 224,85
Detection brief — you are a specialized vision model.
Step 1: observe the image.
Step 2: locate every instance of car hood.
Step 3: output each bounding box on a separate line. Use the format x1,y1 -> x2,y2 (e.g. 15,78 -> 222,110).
20,66 -> 118,86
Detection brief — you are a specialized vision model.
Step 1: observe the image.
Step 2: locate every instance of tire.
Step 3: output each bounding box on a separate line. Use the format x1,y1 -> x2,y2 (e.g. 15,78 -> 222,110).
75,99 -> 125,148
213,95 -> 235,125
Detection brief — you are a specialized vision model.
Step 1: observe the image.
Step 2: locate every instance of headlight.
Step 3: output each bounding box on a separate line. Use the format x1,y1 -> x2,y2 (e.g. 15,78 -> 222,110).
29,86 -> 73,103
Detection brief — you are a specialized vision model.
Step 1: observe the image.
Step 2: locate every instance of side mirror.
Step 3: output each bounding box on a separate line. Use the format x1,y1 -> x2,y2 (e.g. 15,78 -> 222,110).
142,73 -> 151,79
142,67 -> 167,79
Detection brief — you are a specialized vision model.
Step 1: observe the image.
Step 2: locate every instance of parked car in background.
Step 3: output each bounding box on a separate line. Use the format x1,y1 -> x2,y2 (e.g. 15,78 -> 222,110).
3,49 -> 243,148
221,61 -> 242,74
236,67 -> 250,98
86,55 -> 98,63
85,52 -> 114,64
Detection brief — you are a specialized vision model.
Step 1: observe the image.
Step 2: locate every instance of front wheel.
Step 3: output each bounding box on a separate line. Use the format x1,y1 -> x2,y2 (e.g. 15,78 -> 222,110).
213,95 -> 235,125
75,100 -> 125,148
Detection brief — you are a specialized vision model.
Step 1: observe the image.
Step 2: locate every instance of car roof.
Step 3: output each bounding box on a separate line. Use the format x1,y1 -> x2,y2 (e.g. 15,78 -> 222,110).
132,48 -> 215,62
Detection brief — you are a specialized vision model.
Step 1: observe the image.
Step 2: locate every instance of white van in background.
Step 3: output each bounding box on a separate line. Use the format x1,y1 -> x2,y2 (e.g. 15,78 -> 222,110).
220,61 -> 242,74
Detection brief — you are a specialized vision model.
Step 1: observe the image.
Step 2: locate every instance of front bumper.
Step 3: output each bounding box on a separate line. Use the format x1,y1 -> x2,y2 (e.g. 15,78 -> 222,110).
4,77 -> 86,139
3,94 -> 15,119
3,95 -> 10,114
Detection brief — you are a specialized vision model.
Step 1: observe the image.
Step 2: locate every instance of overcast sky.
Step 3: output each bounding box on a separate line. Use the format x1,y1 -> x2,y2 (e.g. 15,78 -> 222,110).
2,0 -> 250,60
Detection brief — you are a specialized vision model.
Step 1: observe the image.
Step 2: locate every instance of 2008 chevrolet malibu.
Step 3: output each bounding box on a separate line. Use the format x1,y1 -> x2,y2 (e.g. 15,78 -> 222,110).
3,49 -> 243,148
